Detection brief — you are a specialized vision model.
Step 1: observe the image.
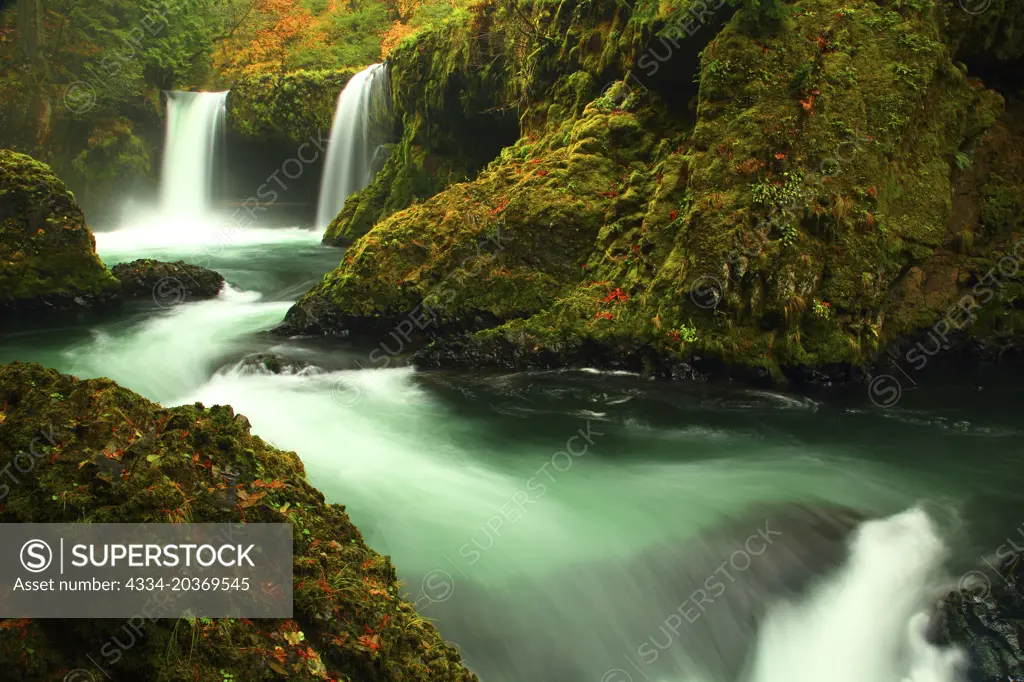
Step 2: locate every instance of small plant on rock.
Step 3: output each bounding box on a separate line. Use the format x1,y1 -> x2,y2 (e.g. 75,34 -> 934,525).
675,324 -> 698,344
812,300 -> 832,320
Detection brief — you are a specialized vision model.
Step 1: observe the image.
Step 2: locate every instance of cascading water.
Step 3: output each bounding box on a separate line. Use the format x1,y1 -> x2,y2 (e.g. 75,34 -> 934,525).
747,508 -> 965,682
315,63 -> 391,229
4,227 -> 1021,681
160,90 -> 229,216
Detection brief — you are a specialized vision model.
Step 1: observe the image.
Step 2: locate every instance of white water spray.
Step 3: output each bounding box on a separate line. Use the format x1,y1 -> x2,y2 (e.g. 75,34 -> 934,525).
315,64 -> 391,229
161,90 -> 228,216
747,507 -> 966,682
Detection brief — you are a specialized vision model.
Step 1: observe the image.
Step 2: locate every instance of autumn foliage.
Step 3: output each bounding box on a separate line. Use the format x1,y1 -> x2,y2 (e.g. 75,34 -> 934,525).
218,0 -> 326,76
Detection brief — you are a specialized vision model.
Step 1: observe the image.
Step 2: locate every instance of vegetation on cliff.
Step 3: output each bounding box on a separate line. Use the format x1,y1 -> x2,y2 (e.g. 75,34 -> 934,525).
0,362 -> 477,682
290,0 -> 1024,382
0,149 -> 118,313
225,68 -> 360,144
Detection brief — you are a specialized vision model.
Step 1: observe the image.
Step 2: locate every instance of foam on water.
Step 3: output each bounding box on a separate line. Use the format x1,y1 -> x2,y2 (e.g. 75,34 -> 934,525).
95,211 -> 320,265
747,507 -> 965,682
59,285 -> 290,401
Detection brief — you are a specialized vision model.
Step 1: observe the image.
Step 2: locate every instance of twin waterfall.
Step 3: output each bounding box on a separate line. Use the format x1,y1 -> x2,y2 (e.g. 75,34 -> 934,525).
315,63 -> 392,229
160,90 -> 228,216
159,64 -> 391,228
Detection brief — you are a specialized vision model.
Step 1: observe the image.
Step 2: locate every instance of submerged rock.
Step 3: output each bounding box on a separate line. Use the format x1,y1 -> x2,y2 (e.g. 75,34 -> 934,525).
233,353 -> 323,375
0,362 -> 476,682
0,149 -> 119,315
111,258 -> 225,304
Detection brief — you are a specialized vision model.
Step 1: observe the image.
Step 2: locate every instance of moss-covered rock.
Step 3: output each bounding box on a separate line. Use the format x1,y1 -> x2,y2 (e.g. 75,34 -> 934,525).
111,258 -> 226,302
0,362 -> 477,682
0,149 -> 119,315
286,0 -> 1024,383
226,69 -> 361,145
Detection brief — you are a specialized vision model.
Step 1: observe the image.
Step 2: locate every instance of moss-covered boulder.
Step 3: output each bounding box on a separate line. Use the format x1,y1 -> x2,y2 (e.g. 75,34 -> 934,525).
284,0 -> 1024,383
226,69 -> 361,145
0,362 -> 476,682
0,149 -> 119,315
112,258 -> 225,303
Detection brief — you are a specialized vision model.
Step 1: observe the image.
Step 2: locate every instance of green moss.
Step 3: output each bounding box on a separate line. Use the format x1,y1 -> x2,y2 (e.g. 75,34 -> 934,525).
0,150 -> 119,312
0,362 -> 477,682
226,69 -> 362,145
286,0 -> 1023,381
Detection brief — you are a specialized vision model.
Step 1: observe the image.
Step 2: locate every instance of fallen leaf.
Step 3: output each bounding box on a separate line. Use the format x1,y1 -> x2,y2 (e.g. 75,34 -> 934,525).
239,490 -> 267,508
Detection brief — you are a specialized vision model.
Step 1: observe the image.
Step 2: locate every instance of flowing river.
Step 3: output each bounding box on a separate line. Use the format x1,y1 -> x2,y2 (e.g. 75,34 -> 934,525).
2,211 -> 1023,682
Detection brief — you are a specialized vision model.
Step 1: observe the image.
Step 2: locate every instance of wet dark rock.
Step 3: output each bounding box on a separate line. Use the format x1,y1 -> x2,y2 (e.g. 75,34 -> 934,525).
934,556 -> 1024,682
235,353 -> 322,375
414,334 -> 707,381
111,258 -> 224,304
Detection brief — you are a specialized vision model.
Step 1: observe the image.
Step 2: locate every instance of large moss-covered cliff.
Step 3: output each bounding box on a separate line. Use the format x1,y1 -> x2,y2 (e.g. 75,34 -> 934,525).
285,0 -> 1024,382
0,149 -> 119,315
0,362 -> 477,682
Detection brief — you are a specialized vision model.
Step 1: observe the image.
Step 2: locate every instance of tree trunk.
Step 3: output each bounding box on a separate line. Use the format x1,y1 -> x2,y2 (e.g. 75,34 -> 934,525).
16,0 -> 44,64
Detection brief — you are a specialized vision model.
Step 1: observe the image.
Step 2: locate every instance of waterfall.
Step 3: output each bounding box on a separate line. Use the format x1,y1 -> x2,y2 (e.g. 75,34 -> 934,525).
315,64 -> 392,229
160,90 -> 228,216
747,507 -> 965,682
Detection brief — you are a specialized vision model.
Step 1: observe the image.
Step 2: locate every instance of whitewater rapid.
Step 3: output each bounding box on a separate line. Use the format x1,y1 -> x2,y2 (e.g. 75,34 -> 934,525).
16,227 -> 979,682
748,508 -> 964,682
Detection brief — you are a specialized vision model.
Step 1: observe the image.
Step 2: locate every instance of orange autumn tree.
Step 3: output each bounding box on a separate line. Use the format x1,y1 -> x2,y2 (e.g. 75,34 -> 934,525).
212,0 -> 466,78
380,0 -> 459,58
219,0 -> 323,76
